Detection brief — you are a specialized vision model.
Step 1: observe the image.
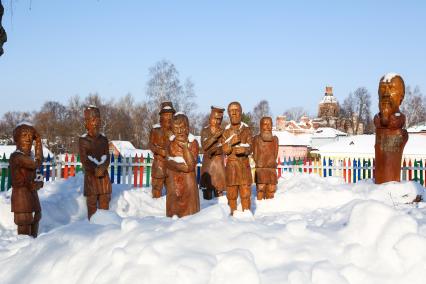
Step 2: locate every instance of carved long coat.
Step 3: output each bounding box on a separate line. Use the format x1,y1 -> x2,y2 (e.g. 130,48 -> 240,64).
221,123 -> 253,186
200,127 -> 226,191
10,152 -> 41,213
252,134 -> 279,184
79,134 -> 112,196
374,113 -> 408,183
165,139 -> 200,217
149,126 -> 173,179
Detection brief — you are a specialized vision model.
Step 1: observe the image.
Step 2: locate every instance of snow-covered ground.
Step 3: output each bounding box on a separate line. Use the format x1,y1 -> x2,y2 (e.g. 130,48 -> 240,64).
1,173 -> 426,284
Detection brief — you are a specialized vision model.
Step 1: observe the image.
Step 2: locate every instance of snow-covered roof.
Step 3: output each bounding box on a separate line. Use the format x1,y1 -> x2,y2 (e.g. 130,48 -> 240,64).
272,131 -> 310,146
312,127 -> 347,139
407,123 -> 426,133
319,94 -> 337,104
110,140 -> 152,158
313,134 -> 426,158
0,145 -> 53,159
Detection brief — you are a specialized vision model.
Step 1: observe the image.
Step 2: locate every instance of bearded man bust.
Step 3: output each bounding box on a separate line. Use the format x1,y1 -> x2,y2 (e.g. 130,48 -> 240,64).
374,73 -> 408,184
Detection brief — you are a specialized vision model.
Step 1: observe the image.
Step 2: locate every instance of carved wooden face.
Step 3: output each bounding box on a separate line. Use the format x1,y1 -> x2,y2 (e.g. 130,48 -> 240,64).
16,128 -> 35,154
228,103 -> 242,125
85,114 -> 101,137
260,118 -> 272,133
160,112 -> 173,130
209,110 -> 223,128
172,117 -> 189,142
378,76 -> 405,124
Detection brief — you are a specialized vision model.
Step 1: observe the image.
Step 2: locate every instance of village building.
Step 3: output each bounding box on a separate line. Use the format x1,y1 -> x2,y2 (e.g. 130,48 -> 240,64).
312,86 -> 364,135
312,134 -> 426,160
272,130 -> 310,160
310,127 -> 347,149
407,123 -> 426,136
109,141 -> 152,158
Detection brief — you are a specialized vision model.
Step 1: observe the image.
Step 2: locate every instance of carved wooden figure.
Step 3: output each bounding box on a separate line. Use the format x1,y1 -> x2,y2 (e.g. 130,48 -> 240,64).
0,0 -> 7,56
165,113 -> 200,217
200,106 -> 226,200
252,117 -> 279,199
149,102 -> 175,198
79,106 -> 112,219
221,102 -> 253,214
374,73 -> 408,184
10,123 -> 43,237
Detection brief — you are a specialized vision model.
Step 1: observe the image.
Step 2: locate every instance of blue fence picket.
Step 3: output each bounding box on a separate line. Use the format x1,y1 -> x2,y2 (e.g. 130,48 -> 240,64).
117,154 -> 122,184
45,154 -> 51,181
196,155 -> 201,184
110,154 -> 115,183
323,157 -> 327,177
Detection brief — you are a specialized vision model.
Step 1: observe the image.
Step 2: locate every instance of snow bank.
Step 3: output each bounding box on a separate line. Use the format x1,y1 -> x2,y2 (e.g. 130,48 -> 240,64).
0,173 -> 425,284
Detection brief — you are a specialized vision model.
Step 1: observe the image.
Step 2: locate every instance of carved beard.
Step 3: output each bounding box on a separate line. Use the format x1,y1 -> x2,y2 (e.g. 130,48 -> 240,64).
380,100 -> 393,126
261,131 -> 273,142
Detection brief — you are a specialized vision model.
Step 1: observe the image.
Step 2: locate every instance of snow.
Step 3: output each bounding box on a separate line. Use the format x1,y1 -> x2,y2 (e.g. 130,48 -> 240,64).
174,111 -> 185,116
313,134 -> 426,158
188,133 -> 196,143
407,123 -> 426,133
152,123 -> 161,129
312,127 -> 347,138
16,121 -> 33,127
272,130 -> 310,146
224,133 -> 235,143
169,134 -> 176,141
88,154 -> 107,166
236,143 -> 250,147
162,106 -> 172,110
167,156 -> 186,164
382,72 -> 400,83
320,94 -> 337,104
110,140 -> 152,158
0,173 -> 426,284
225,122 -> 248,130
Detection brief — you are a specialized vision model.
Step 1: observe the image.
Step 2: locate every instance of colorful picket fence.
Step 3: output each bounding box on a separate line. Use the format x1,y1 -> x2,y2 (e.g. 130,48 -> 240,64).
1,153 -> 425,191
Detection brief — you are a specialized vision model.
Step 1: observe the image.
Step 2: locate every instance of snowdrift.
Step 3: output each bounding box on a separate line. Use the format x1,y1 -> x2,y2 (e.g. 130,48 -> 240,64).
0,173 -> 425,284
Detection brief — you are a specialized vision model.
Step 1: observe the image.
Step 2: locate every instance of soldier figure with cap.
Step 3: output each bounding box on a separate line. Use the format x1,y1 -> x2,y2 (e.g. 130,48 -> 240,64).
221,102 -> 253,214
200,106 -> 226,200
10,122 -> 43,237
252,117 -> 279,200
79,106 -> 112,219
149,101 -> 176,198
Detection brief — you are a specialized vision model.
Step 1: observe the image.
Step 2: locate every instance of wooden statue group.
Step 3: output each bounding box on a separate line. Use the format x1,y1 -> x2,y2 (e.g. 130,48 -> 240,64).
9,74 -> 409,238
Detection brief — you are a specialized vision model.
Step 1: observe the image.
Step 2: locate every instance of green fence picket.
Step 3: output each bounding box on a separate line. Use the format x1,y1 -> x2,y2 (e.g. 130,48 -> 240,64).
146,153 -> 151,187
1,153 -> 6,191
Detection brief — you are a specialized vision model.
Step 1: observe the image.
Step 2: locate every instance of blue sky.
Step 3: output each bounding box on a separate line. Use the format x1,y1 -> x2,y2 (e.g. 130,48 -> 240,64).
0,0 -> 425,118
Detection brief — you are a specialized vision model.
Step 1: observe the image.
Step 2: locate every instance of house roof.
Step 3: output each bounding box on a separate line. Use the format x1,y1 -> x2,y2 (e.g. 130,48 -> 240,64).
312,127 -> 347,139
272,130 -> 310,146
313,134 -> 426,158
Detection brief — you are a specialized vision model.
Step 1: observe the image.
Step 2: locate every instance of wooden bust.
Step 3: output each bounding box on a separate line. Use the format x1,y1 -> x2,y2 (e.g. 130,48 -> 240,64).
374,73 -> 408,184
